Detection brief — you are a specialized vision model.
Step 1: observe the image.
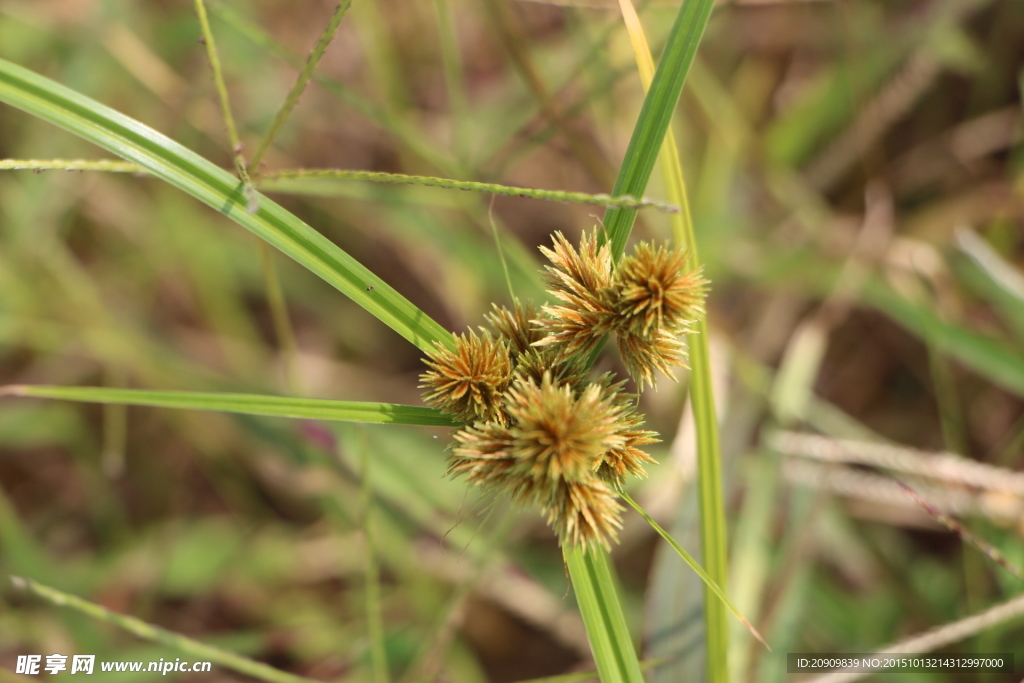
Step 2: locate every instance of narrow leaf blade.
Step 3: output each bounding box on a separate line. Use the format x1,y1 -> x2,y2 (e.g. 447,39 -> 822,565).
1,385 -> 454,427
0,58 -> 453,353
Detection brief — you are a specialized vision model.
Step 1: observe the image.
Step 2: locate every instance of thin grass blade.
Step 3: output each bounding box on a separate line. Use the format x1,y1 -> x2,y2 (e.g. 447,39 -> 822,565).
248,0 -> 354,171
0,58 -> 453,353
257,168 -> 679,213
0,158 -> 140,172
1,385 -> 454,427
614,3 -> 731,682
10,576 -> 320,683
621,492 -> 769,650
601,0 -> 716,259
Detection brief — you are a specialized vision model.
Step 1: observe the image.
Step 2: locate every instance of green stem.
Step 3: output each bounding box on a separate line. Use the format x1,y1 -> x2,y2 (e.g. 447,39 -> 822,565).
248,0 -> 354,171
258,169 -> 679,213
564,547 -> 645,683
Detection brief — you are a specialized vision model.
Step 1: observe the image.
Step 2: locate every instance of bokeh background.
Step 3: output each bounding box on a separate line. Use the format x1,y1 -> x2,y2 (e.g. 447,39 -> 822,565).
1,0 -> 1023,681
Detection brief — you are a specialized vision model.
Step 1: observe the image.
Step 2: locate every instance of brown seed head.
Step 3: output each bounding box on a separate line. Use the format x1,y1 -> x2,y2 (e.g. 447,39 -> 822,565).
534,230 -> 618,360
614,242 -> 708,337
505,374 -> 624,487
485,300 -> 544,355
420,331 -> 513,424
616,328 -> 690,390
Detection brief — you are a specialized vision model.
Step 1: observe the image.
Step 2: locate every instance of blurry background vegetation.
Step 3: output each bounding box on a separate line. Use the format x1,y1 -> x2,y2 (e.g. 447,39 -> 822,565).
1,0 -> 1023,681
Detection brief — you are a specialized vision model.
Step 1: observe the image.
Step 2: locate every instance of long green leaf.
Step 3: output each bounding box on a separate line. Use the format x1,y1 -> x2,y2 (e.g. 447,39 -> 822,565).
615,4 -> 732,681
0,385 -> 454,427
562,1 -> 717,681
0,58 -> 453,354
863,281 -> 1024,398
564,547 -> 645,683
601,0 -> 716,259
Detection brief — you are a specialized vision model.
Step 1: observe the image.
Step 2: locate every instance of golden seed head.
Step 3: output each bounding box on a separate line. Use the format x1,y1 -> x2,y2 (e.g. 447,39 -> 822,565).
614,242 -> 708,337
485,300 -> 544,355
420,331 -> 513,424
544,478 -> 623,551
534,230 -> 618,360
504,374 -> 624,486
616,329 -> 690,390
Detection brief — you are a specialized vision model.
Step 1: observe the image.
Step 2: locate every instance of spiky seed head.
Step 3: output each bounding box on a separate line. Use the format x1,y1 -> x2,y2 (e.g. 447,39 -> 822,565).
445,372 -> 633,549
539,230 -> 615,304
505,374 -> 624,487
485,300 -> 544,355
598,413 -> 659,486
448,421 -> 519,489
616,328 -> 690,390
590,377 -> 659,485
545,478 -> 623,550
420,331 -> 513,424
513,347 -> 589,393
614,242 -> 708,337
534,230 -> 618,361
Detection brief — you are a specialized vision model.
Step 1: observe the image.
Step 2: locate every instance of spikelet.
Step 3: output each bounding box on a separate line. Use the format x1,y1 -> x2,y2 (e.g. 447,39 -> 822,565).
447,372 -> 631,549
485,299 -> 543,355
616,329 -> 690,391
513,347 -> 589,393
544,478 -> 623,550
448,421 -> 518,489
614,242 -> 707,337
504,374 -> 624,488
591,376 -> 659,486
533,231 -> 618,360
420,331 -> 512,424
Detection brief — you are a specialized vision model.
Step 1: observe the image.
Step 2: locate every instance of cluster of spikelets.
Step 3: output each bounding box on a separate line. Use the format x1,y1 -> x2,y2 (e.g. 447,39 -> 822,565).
420,229 -> 707,550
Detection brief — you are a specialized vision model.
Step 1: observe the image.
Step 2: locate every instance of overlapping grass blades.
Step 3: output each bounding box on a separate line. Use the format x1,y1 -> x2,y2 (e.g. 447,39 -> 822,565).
612,2 -> 732,681
557,0 -> 720,680
0,57 -> 453,354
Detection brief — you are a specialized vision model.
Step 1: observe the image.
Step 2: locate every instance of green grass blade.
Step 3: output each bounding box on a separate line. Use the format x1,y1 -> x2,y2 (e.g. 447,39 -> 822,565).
1,385 -> 454,427
621,492 -> 768,649
614,1 -> 729,680
193,0 -> 257,212
194,0 -> 242,156
601,0 -> 716,259
0,58 -> 453,353
863,280 -> 1024,398
0,158 -> 140,172
10,576 -> 320,683
564,547 -> 645,683
557,2 -> 718,682
248,0 -> 354,171
257,168 -> 679,213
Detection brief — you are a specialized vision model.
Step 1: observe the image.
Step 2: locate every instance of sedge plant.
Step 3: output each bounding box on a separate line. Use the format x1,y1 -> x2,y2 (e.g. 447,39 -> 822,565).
0,0 -> 748,680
